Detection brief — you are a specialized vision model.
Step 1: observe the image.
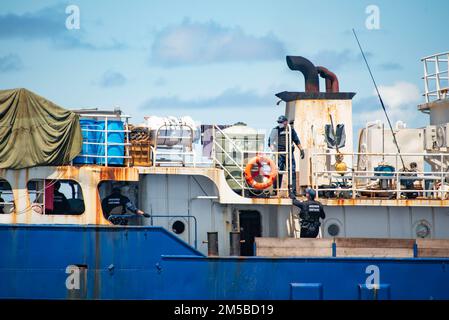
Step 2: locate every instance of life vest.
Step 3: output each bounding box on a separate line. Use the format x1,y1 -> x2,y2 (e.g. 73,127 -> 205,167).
244,156 -> 278,190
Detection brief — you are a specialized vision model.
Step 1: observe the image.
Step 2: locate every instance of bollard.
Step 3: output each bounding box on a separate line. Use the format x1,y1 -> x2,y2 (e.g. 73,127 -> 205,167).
230,231 -> 241,256
207,232 -> 219,256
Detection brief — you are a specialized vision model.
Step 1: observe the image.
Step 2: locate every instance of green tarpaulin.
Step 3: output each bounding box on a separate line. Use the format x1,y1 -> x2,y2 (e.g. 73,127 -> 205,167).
0,88 -> 82,169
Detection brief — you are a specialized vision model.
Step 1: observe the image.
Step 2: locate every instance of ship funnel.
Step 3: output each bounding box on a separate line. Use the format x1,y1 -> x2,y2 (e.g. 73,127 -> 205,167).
317,66 -> 339,93
286,56 -> 320,93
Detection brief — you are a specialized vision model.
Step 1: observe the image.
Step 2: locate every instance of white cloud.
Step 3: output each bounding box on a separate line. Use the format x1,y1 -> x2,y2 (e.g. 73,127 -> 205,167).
354,81 -> 423,128
312,49 -> 371,70
141,87 -> 276,109
0,5 -> 125,50
150,19 -> 285,66
376,81 -> 421,109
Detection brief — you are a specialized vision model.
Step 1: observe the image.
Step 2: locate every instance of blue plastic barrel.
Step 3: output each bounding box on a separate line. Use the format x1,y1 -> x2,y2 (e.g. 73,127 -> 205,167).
96,119 -> 125,165
73,119 -> 99,164
374,165 -> 395,177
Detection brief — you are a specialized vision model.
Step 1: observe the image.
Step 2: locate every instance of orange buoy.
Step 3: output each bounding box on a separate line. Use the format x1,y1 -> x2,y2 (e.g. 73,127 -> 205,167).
244,156 -> 278,190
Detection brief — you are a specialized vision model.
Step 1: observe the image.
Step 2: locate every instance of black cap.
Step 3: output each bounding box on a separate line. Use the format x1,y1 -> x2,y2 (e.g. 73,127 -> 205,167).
277,115 -> 288,123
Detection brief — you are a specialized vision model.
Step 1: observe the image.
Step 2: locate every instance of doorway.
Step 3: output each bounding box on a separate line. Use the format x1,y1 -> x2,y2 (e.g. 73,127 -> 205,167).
239,210 -> 261,256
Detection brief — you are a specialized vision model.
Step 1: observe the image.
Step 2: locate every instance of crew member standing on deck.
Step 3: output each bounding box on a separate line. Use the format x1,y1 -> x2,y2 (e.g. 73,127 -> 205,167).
101,185 -> 149,220
268,115 -> 305,196
290,188 -> 326,238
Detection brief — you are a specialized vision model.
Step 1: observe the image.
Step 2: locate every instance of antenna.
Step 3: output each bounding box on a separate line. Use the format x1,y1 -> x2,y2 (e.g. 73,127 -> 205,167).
352,28 -> 406,170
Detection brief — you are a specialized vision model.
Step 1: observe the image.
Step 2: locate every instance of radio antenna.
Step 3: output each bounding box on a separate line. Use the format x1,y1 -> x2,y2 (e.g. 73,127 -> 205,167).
352,28 -> 406,170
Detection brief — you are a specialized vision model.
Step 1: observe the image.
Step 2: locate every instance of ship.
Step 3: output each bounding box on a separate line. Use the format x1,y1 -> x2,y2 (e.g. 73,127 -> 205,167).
0,53 -> 449,300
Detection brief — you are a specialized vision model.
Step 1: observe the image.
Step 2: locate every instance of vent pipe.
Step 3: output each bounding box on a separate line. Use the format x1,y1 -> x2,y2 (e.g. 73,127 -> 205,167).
317,66 -> 340,93
286,56 -> 320,93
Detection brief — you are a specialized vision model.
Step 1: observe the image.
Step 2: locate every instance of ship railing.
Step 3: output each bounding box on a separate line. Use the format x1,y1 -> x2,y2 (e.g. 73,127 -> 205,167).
422,51 -> 449,103
141,122 -> 295,198
211,124 -> 293,198
149,122 -> 207,167
74,113 -> 132,167
311,151 -> 449,200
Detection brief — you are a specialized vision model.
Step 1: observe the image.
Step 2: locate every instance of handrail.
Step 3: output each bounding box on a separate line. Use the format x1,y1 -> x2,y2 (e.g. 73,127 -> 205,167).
212,124 -> 293,197
313,152 -> 449,156
150,122 -> 196,167
312,151 -> 449,200
212,138 -> 244,170
422,52 -> 449,103
421,51 -> 449,61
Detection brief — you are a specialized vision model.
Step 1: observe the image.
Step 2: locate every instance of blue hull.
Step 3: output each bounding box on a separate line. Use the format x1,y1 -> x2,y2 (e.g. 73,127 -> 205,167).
1,225 -> 448,300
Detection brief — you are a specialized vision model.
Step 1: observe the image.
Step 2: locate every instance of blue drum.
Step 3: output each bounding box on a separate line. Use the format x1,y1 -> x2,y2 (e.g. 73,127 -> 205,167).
96,119 -> 125,165
73,119 -> 100,164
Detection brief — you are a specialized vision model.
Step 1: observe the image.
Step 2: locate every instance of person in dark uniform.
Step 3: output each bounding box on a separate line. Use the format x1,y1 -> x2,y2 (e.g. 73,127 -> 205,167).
0,192 -> 5,214
290,188 -> 326,238
52,181 -> 70,214
268,115 -> 305,196
101,185 -> 149,222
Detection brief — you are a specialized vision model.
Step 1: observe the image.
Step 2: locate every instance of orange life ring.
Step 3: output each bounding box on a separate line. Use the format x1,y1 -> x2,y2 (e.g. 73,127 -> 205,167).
244,156 -> 278,190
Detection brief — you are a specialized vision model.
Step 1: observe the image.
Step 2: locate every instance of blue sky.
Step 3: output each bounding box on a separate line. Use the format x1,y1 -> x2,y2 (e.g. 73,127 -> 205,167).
0,0 -> 447,132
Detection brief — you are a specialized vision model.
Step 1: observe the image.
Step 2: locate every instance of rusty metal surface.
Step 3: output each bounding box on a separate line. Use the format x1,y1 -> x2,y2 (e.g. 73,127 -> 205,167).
0,165 -> 139,225
317,66 -> 339,93
286,56 -> 320,93
1,163 -> 448,230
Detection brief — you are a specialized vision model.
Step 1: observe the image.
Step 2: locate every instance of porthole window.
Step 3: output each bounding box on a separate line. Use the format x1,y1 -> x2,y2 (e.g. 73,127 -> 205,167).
172,220 -> 185,234
415,220 -> 431,238
324,219 -> 343,237
327,223 -> 340,237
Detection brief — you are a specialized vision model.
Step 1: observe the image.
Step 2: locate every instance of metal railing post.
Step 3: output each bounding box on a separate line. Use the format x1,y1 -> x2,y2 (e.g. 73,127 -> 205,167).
435,55 -> 441,100
288,124 -> 293,196
352,153 -> 356,199
395,154 -> 400,199
441,154 -> 444,199
105,117 -> 109,166
424,58 -> 429,103
212,125 -> 216,167
125,119 -> 130,167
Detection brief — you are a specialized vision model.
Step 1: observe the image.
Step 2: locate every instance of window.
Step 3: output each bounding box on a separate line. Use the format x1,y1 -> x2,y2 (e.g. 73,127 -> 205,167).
98,181 -> 141,223
27,179 -> 85,215
0,179 -> 14,214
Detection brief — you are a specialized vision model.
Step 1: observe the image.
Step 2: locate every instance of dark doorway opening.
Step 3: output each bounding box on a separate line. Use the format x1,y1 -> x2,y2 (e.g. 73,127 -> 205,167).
239,210 -> 261,256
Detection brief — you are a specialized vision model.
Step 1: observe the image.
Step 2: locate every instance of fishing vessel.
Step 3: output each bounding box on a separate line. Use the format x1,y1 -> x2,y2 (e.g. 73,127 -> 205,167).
1,53 -> 449,300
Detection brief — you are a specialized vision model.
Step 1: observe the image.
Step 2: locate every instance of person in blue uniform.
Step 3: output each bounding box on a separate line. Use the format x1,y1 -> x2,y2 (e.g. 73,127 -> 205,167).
290,188 -> 326,238
268,115 -> 305,196
101,185 -> 149,220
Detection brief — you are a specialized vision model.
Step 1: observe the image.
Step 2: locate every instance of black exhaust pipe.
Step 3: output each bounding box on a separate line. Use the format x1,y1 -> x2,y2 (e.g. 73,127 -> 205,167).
286,56 -> 320,93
